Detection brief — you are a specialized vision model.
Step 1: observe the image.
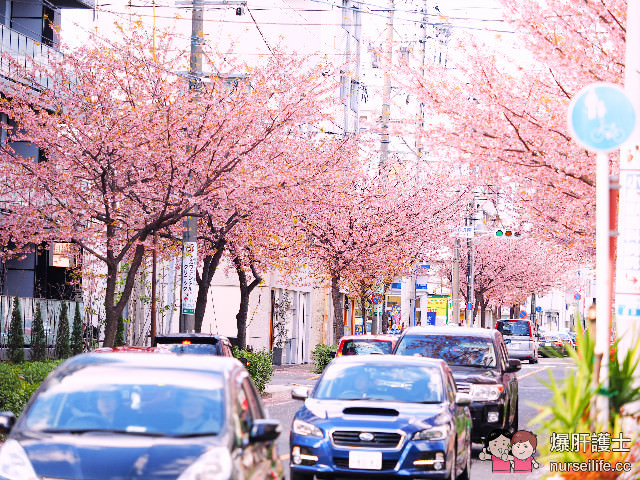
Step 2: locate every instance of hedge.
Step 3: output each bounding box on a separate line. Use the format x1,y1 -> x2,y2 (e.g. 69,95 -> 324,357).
233,348 -> 274,394
0,360 -> 63,416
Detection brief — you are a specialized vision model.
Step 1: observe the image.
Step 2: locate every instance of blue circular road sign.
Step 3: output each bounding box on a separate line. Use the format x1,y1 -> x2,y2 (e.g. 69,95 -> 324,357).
574,293 -> 582,301
568,83 -> 636,152
536,306 -> 542,312
519,310 -> 527,319
465,302 -> 473,311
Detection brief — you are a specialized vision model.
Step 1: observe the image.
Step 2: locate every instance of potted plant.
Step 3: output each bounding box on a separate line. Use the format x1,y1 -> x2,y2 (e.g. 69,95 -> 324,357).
272,293 -> 290,366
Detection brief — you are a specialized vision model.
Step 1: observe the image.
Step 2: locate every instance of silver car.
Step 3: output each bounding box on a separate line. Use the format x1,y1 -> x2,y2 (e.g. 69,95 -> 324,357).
495,319 -> 539,364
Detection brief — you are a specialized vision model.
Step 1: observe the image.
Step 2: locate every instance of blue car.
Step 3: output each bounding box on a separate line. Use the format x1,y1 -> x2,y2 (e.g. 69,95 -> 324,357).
289,355 -> 472,480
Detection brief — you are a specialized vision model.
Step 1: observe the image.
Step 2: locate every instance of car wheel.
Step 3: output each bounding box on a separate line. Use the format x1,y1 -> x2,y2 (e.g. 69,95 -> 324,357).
456,445 -> 471,480
290,471 -> 315,480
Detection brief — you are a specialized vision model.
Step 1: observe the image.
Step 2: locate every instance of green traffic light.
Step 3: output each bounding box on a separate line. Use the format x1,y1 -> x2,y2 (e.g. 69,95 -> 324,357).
496,230 -> 504,237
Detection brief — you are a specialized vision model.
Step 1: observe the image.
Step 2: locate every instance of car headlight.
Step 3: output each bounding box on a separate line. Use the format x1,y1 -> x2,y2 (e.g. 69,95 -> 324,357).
292,418 -> 323,437
469,384 -> 503,401
413,425 -> 449,441
0,439 -> 39,480
177,447 -> 232,480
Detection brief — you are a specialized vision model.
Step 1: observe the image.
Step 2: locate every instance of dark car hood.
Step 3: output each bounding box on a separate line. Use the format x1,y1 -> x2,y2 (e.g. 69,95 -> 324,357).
301,398 -> 449,430
447,365 -> 502,384
17,432 -> 223,479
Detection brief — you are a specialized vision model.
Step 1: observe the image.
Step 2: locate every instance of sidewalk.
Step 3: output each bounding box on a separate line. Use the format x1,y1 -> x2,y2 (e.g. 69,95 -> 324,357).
263,363 -> 318,403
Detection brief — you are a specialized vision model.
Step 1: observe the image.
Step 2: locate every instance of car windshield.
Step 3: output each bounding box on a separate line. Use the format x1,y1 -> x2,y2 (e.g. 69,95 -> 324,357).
341,339 -> 393,355
496,320 -> 531,337
23,366 -> 225,437
314,363 -> 443,403
156,343 -> 219,355
395,335 -> 497,368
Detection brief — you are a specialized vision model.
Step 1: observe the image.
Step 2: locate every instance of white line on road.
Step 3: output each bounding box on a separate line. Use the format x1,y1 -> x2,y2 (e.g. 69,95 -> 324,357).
518,366 -> 549,379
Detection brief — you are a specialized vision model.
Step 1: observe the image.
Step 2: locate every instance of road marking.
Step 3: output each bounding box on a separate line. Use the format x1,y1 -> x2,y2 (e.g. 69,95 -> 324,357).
305,375 -> 320,381
518,366 -> 549,379
280,454 -> 290,461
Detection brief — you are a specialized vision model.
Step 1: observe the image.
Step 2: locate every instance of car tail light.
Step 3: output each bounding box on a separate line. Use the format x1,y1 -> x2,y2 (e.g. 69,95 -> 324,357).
182,340 -> 191,345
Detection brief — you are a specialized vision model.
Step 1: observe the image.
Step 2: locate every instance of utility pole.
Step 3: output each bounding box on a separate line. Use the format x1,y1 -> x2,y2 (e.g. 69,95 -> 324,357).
463,198 -> 476,328
180,0 -> 203,333
379,0 -> 394,173
452,238 -> 460,325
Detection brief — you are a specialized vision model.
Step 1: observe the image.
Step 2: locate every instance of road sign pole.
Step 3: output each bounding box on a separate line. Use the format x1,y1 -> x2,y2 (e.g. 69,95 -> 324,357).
594,151 -> 611,427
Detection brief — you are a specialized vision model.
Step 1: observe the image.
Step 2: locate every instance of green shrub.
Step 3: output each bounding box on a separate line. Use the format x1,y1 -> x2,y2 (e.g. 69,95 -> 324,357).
70,303 -> 83,356
54,302 -> 70,360
233,348 -> 273,394
30,302 -> 47,362
115,315 -> 125,347
8,296 -> 25,363
0,360 -> 62,417
311,343 -> 337,374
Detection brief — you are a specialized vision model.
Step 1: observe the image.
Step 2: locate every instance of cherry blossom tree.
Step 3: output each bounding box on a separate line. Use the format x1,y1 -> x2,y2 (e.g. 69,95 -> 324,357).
279,163 -> 465,340
0,24 -> 339,347
394,0 -> 625,259
438,235 -> 578,327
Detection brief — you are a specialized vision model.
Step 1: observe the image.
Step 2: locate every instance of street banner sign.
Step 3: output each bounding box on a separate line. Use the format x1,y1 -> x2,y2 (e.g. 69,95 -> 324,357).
181,241 -> 197,314
568,83 -> 636,152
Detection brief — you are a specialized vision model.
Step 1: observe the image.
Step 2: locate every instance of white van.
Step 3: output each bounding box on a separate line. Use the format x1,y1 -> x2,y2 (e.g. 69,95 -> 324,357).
495,319 -> 539,364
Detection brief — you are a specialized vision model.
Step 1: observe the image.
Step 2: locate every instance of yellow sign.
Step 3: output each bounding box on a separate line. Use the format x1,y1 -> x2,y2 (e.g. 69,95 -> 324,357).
426,297 -> 448,318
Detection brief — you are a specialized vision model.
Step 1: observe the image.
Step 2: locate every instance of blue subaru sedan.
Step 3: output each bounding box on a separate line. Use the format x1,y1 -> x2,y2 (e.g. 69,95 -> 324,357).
289,355 -> 472,480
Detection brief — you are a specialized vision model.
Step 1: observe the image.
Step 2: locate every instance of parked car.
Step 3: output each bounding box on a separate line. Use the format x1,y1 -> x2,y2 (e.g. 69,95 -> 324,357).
152,332 -> 234,356
538,332 -> 566,357
557,331 -> 577,349
336,334 -> 398,357
393,325 -> 520,443
0,352 -> 283,480
289,355 -> 472,480
494,319 -> 539,364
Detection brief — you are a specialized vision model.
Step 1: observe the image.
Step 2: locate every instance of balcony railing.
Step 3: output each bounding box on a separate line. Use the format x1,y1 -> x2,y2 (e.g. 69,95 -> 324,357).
0,24 -> 62,90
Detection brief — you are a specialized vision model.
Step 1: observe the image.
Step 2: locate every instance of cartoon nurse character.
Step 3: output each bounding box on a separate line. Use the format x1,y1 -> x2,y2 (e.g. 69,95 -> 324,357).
510,430 -> 539,472
478,429 -> 513,473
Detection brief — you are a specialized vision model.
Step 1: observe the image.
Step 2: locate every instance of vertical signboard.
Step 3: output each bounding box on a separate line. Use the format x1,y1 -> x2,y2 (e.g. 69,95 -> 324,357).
181,241 -> 197,315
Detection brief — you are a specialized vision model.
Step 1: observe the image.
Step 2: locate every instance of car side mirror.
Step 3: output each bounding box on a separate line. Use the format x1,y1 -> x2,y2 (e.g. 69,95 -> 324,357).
0,411 -> 16,434
291,386 -> 309,400
250,419 -> 282,443
455,393 -> 472,406
506,359 -> 522,373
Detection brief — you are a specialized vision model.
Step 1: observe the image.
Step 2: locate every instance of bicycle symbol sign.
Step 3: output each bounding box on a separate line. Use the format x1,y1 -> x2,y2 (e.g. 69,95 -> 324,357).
568,83 -> 636,153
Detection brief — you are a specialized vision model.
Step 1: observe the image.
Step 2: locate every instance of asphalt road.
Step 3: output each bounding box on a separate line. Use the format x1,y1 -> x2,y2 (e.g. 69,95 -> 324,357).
262,356 -> 575,480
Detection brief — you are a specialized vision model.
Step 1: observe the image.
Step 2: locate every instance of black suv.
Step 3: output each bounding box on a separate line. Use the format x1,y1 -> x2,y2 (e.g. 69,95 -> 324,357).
152,333 -> 234,356
393,325 -> 520,443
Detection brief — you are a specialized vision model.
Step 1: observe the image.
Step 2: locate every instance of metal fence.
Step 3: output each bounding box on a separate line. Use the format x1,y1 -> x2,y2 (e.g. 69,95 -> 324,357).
0,296 -> 84,359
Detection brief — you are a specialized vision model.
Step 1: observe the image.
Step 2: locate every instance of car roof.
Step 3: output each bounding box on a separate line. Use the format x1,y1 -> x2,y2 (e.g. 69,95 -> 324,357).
400,325 -> 499,338
155,333 -> 229,340
330,353 -> 448,369
339,334 -> 396,342
59,351 -> 243,374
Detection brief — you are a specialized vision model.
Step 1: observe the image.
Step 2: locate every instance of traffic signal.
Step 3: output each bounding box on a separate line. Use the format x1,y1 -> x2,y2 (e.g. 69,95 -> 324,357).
495,229 -> 521,238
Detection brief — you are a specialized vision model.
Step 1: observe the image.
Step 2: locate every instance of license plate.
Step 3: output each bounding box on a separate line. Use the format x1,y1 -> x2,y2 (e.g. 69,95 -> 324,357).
348,450 -> 382,470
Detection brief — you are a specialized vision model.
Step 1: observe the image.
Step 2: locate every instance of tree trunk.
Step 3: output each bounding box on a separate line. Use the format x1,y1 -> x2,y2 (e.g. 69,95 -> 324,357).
103,244 -> 146,347
479,295 -> 487,328
194,236 -> 226,332
331,273 -> 344,341
232,251 -> 262,350
359,282 -> 368,335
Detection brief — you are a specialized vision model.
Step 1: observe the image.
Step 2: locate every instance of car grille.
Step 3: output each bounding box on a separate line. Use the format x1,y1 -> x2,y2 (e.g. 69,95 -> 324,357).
332,430 -> 403,449
334,457 -> 398,470
456,382 -> 471,394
